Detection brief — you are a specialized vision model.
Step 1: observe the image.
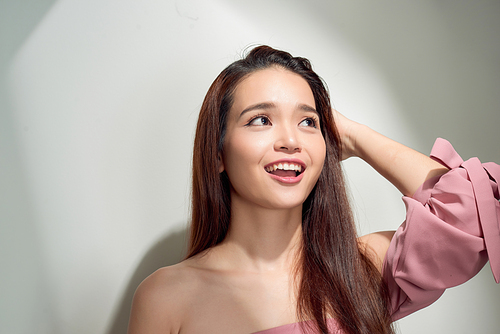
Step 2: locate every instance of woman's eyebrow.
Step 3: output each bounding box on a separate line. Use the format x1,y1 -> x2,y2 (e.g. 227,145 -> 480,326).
298,103 -> 318,116
238,102 -> 276,118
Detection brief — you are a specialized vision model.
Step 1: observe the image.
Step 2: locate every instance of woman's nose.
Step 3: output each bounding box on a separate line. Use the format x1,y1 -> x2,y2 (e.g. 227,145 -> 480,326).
274,126 -> 302,153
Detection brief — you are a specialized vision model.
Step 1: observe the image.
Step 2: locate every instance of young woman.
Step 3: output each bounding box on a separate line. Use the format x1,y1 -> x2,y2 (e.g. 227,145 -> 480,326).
127,46 -> 500,334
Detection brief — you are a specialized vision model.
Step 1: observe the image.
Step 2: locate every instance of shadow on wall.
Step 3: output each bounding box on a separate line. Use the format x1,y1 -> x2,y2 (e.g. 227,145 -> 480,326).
106,226 -> 188,334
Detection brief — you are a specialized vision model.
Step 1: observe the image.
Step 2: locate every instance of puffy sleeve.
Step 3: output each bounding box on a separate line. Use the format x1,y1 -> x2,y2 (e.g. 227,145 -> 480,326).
382,138 -> 500,321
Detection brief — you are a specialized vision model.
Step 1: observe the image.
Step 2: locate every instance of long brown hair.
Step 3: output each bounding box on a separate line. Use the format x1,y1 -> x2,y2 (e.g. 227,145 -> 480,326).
188,46 -> 393,334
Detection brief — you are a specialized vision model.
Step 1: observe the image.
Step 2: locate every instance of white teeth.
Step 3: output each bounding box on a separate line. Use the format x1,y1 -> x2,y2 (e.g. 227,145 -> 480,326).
266,163 -> 304,173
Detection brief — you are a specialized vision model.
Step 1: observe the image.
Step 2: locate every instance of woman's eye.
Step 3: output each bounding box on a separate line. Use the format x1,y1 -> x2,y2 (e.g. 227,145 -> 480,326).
299,117 -> 318,128
248,116 -> 271,126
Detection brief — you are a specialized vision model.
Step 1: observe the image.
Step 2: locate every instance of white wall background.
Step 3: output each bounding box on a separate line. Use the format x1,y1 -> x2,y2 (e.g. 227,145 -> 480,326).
1,1 -> 499,333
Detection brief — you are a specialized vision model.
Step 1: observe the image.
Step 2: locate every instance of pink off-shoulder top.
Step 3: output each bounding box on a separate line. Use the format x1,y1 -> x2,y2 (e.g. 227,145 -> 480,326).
253,139 -> 500,334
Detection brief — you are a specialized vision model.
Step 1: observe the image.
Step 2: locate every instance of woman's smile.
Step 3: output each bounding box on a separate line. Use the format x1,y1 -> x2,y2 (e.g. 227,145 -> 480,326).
221,67 -> 326,209
264,159 -> 306,183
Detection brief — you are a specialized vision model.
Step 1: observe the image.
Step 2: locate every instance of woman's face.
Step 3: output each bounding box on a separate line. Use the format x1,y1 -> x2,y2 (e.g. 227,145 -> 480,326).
221,67 -> 326,210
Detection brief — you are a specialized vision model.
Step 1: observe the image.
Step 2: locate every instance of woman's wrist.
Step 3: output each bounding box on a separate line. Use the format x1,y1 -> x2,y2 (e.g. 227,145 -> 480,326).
341,121 -> 365,160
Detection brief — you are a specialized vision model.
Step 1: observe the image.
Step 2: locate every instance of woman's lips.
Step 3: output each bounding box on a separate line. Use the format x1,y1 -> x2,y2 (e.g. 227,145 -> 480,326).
267,170 -> 304,184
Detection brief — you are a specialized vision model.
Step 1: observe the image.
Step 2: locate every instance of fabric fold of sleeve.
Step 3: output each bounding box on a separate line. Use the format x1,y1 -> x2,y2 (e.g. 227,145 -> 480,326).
382,138 -> 500,321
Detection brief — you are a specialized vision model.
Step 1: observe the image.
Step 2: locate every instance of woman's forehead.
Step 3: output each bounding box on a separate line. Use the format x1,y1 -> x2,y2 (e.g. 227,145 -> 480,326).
230,68 -> 316,115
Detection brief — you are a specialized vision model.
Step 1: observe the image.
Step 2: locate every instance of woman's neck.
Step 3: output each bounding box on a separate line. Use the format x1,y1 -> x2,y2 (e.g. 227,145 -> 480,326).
215,197 -> 303,273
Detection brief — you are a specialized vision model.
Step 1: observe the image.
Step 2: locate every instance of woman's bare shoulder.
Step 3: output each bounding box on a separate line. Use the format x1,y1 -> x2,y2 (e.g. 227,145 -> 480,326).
127,258 -> 205,334
141,263 -> 197,296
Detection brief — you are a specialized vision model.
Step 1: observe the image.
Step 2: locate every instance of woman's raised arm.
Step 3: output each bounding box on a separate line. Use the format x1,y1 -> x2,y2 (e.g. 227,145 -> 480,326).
333,110 -> 449,197
338,109 -> 500,319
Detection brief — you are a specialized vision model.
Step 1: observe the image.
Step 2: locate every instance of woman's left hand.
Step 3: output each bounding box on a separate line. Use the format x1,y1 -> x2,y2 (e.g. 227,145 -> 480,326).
332,109 -> 360,160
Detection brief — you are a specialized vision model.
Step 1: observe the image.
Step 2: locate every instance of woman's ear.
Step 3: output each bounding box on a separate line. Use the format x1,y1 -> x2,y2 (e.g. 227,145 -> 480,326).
218,153 -> 224,173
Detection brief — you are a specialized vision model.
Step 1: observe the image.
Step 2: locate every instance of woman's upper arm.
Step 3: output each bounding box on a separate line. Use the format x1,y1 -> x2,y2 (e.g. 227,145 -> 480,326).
358,231 -> 396,273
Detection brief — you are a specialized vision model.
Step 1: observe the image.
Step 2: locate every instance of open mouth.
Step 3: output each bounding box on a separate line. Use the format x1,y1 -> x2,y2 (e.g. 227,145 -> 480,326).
265,162 -> 305,177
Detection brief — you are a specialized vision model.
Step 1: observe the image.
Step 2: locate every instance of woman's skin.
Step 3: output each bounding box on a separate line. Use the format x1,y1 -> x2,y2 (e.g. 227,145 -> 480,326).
127,67 -> 449,334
